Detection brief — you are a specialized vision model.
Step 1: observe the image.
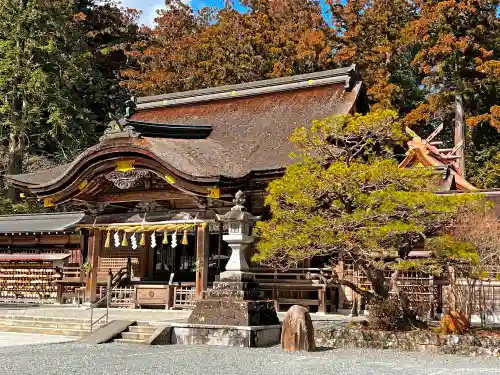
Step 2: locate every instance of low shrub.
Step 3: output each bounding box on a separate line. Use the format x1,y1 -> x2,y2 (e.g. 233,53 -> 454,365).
440,311 -> 470,334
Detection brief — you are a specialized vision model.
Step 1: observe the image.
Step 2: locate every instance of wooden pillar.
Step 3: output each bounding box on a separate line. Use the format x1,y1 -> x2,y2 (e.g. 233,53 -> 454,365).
336,257 -> 345,310
448,265 -> 457,312
85,229 -> 102,303
79,230 -> 88,284
140,235 -> 149,279
318,285 -> 327,314
195,224 -> 209,300
217,222 -> 223,272
146,232 -> 154,279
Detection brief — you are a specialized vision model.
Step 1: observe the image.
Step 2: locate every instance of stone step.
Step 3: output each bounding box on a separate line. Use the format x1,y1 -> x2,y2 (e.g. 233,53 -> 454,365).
0,319 -> 103,330
114,338 -> 148,345
120,331 -> 153,341
0,324 -> 89,337
128,325 -> 157,334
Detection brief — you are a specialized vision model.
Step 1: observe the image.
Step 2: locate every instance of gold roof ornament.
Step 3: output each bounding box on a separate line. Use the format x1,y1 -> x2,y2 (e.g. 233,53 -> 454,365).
115,160 -> 135,172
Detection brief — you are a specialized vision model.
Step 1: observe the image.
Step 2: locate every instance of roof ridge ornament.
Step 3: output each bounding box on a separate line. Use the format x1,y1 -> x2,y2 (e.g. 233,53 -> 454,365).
232,190 -> 247,211
100,120 -> 141,142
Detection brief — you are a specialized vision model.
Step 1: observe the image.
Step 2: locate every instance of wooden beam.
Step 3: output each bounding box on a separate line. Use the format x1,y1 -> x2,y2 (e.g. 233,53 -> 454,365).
85,229 -> 102,303
97,190 -> 185,203
195,225 -> 210,300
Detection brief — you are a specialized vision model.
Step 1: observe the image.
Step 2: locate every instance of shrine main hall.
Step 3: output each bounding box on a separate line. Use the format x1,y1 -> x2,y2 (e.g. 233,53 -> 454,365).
5,65 -> 464,313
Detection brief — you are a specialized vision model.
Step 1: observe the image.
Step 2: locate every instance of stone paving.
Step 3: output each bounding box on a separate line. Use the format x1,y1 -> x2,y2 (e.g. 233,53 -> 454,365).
1,342 -> 500,375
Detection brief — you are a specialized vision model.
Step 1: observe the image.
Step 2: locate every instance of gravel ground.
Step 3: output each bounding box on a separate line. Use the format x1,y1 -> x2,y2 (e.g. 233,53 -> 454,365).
1,342 -> 500,375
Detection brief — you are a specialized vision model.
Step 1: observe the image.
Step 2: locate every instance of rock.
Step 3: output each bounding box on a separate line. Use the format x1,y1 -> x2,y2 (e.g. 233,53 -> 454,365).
281,305 -> 316,352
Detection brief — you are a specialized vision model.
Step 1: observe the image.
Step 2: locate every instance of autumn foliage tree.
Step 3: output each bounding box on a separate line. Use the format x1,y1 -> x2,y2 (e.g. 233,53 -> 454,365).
253,110 -> 483,329
400,1 -> 500,182
121,0 -> 335,95
330,0 -> 423,112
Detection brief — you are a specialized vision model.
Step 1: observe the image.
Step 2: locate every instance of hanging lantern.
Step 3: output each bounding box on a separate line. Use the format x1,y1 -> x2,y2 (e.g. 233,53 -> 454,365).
131,233 -> 137,250
121,232 -> 128,247
104,231 -> 111,248
181,230 -> 188,245
113,231 -> 120,247
163,231 -> 169,245
140,232 -> 146,246
151,232 -> 157,248
171,231 -> 178,248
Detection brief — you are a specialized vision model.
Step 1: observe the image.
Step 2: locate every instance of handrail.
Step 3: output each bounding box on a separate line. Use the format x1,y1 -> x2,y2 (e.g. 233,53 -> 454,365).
88,259 -> 131,333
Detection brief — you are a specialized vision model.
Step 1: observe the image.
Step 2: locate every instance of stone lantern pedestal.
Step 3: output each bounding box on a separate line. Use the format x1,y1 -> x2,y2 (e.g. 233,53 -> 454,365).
188,191 -> 279,327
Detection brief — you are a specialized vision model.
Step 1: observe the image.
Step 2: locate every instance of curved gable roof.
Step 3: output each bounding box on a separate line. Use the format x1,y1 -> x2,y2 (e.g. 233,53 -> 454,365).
8,67 -> 365,192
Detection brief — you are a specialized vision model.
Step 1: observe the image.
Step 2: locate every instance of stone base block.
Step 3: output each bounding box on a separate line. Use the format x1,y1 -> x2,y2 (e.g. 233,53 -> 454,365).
170,323 -> 281,347
188,299 -> 279,326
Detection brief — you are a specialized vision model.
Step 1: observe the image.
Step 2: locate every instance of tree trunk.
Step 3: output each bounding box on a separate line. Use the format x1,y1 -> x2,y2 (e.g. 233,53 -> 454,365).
7,132 -> 24,201
454,92 -> 466,178
7,0 -> 28,201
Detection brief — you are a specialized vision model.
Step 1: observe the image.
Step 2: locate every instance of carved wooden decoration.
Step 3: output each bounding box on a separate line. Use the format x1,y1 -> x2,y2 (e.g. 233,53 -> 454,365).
105,170 -> 149,190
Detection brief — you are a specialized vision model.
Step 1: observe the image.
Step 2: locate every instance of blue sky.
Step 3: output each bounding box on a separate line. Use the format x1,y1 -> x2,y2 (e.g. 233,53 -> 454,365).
121,0 -> 330,26
121,0 -> 226,26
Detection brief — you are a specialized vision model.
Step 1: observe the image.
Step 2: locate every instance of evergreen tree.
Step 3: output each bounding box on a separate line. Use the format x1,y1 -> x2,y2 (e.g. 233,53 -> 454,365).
0,0 -> 140,201
254,110 -> 482,327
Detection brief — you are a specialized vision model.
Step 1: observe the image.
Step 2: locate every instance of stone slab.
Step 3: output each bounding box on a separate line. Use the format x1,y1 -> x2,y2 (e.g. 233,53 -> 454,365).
170,323 -> 281,347
80,320 -> 136,344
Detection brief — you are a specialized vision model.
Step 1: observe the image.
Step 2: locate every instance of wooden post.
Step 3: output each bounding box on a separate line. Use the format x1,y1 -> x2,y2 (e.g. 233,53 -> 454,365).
454,93 -> 466,177
140,238 -> 148,279
107,268 -> 113,307
318,285 -> 327,314
165,285 -> 173,310
146,232 -> 154,279
85,229 -> 102,303
449,265 -> 457,312
217,222 -> 223,272
273,284 -> 279,312
56,283 -> 64,304
195,224 -> 209,299
79,230 -> 86,267
428,275 -> 435,320
336,257 -> 345,310
126,257 -> 132,280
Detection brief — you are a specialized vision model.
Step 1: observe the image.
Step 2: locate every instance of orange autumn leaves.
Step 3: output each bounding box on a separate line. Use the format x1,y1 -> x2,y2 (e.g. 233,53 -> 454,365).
121,0 -> 335,95
400,0 -> 500,129
121,0 -> 499,134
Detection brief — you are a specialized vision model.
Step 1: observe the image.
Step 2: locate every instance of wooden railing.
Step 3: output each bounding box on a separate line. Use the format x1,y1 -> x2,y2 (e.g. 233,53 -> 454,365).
110,287 -> 135,308
173,283 -> 196,309
62,266 -> 84,281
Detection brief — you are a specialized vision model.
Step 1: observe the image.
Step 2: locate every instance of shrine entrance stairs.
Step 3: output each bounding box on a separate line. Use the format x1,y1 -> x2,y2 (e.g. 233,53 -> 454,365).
0,315 -> 104,337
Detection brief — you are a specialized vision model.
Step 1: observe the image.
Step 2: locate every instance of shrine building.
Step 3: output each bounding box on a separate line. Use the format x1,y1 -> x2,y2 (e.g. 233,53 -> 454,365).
2,65 -> 478,313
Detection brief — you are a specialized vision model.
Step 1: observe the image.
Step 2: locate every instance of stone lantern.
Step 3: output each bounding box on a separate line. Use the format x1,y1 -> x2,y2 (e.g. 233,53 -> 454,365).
188,191 -> 279,327
216,190 -> 260,279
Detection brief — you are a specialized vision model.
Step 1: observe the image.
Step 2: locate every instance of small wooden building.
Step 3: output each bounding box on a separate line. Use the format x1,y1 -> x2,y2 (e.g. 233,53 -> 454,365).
6,66 -> 369,311
0,212 -> 85,303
